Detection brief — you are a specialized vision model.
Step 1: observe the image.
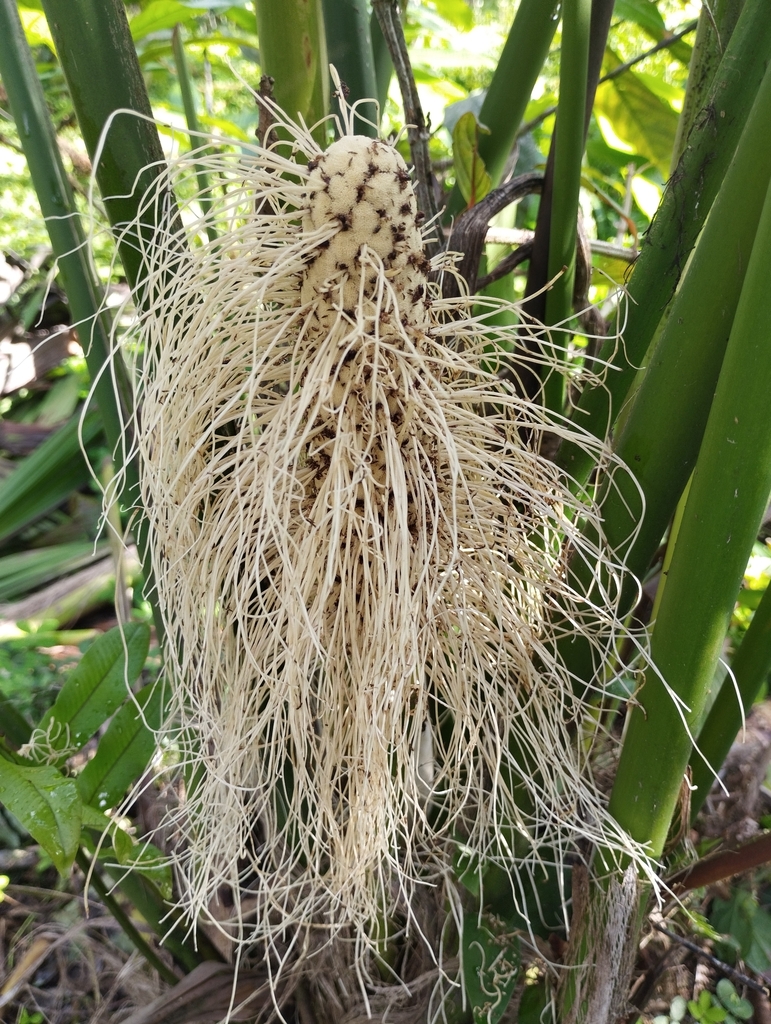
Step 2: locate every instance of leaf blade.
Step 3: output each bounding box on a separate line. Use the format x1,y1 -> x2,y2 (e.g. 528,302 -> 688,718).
452,110 -> 492,208
76,682 -> 162,810
0,758 -> 81,872
34,623 -> 150,760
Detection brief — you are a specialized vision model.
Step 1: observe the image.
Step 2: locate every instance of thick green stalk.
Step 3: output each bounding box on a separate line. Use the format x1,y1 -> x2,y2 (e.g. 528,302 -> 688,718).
254,0 -> 329,134
370,9 -> 392,120
0,0 -> 127,456
556,0 -> 771,484
322,0 -> 378,134
672,0 -> 745,169
444,0 -> 558,219
39,0 -> 179,641
39,0 -> 169,294
603,60 -> 771,587
608,172 -> 771,857
519,0 -> 613,404
541,0 -> 591,414
558,59 -> 771,692
171,24 -> 216,240
690,582 -> 771,817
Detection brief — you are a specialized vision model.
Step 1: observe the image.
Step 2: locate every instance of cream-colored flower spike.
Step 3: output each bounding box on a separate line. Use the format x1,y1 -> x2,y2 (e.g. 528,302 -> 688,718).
118,91 -> 649,966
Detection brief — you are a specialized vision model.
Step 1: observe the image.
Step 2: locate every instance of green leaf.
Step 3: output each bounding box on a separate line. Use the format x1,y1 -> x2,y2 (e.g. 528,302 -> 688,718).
518,981 -> 551,1024
81,803 -> 109,830
0,690 -> 32,748
177,0 -> 249,7
716,979 -> 753,1020
76,682 -> 163,811
452,110 -> 492,208
705,1006 -> 728,1023
434,0 -> 473,31
130,0 -> 204,40
712,890 -> 771,974
222,6 -> 254,31
0,758 -> 80,873
0,542 -> 110,603
614,0 -> 666,38
33,623 -> 150,763
462,913 -> 520,1024
111,828 -> 173,900
594,49 -> 680,175
0,410 -> 103,545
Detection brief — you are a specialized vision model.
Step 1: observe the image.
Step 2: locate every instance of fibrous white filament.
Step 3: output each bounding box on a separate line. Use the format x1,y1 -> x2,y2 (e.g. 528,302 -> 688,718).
113,98 -> 651,966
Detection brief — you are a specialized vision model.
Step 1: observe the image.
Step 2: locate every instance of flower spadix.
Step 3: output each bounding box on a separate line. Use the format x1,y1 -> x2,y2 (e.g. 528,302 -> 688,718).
121,100 -> 646,958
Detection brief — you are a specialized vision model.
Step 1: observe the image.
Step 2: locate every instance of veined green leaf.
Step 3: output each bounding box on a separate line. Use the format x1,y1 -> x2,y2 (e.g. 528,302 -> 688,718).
594,50 -> 680,174
0,757 -> 81,872
76,681 -> 162,811
614,0 -> 666,38
18,6 -> 55,50
81,803 -> 109,829
33,623 -> 150,763
452,111 -> 492,207
111,826 -> 173,900
81,810 -> 172,899
712,890 -> 771,975
130,0 -> 204,40
614,0 -> 693,63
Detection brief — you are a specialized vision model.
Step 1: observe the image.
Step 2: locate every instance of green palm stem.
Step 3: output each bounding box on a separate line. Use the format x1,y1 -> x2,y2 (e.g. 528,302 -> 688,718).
444,0 -> 559,220
254,0 -> 329,140
0,2 -> 165,634
0,1 -> 127,461
607,170 -> 771,860
38,0 -> 177,642
649,476 -> 692,624
556,0 -> 771,486
321,0 -> 378,134
39,0 -> 170,293
671,0 -> 745,169
521,0 -> 614,408
171,24 -> 217,241
557,58 -> 771,696
690,581 -> 771,818
369,9 -> 392,121
539,0 -> 592,414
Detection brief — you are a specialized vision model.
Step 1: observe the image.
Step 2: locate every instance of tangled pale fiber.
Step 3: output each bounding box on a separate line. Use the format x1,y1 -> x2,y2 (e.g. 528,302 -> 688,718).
109,95 -> 651,968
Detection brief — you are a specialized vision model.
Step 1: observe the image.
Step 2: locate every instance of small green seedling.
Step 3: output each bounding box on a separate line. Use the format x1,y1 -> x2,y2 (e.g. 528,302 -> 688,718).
688,988 -> 728,1023
715,979 -> 753,1021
